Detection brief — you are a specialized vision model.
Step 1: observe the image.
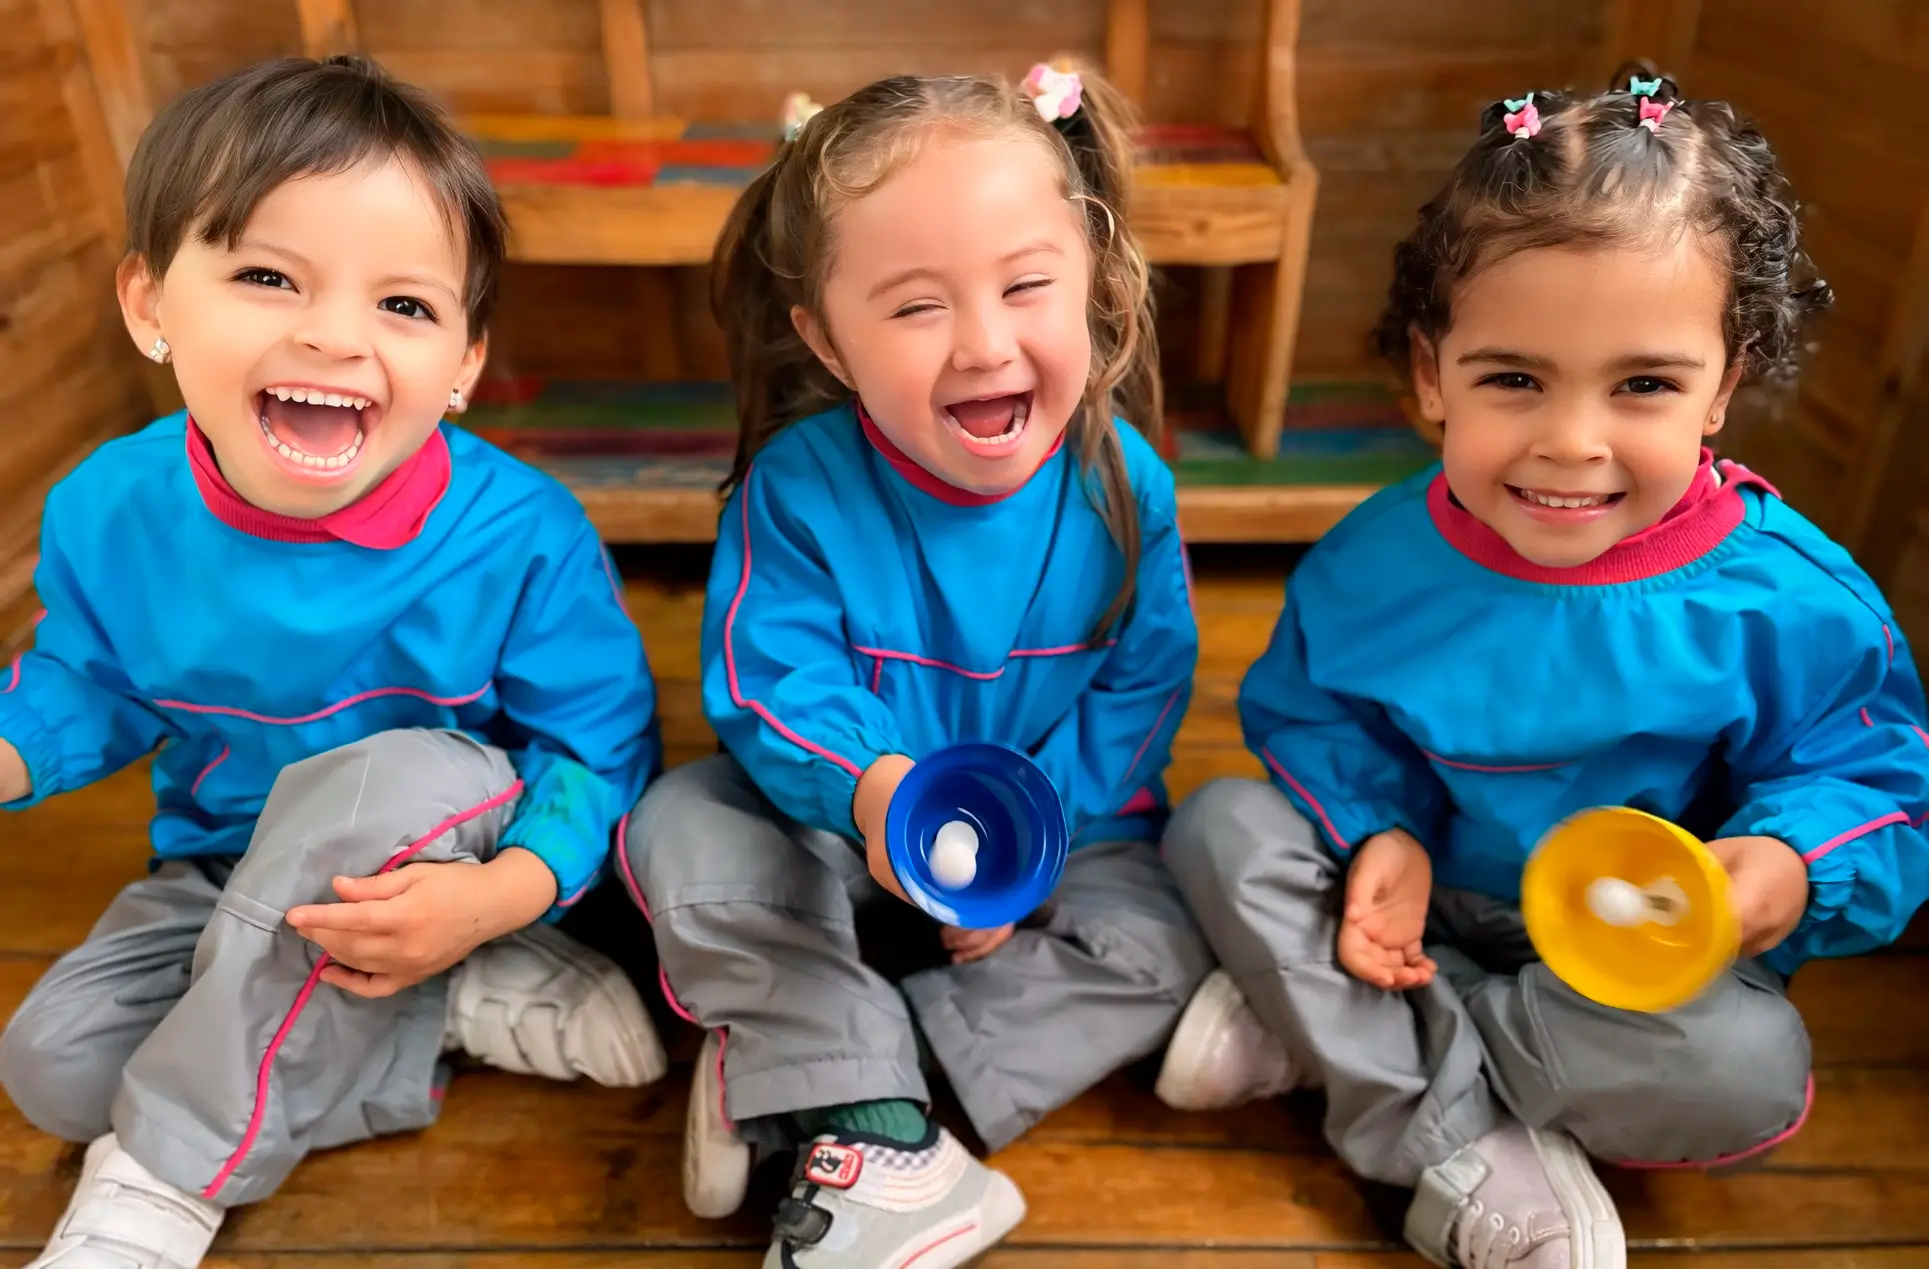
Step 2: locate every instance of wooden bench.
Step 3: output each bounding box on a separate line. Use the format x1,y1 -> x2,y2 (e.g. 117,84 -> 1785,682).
300,0 -> 1318,462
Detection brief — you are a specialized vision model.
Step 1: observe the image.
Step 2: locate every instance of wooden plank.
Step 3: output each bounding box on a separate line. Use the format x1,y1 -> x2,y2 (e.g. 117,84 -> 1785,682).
294,0 -> 358,59
1300,0 -> 1604,51
17,1255 -> 1314,1268
1322,1252 -> 1929,1269
376,50 -> 611,116
0,60 -> 77,178
1105,0 -> 1149,104
66,0 -> 152,172
496,183 -> 740,267
643,0 -> 1103,51
1135,182 -> 1289,265
599,0 -> 654,118
1295,48 -> 1592,137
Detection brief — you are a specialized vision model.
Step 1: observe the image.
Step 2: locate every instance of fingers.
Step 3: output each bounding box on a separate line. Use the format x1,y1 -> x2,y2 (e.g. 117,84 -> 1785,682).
288,897 -> 407,934
330,869 -> 420,903
318,963 -> 404,998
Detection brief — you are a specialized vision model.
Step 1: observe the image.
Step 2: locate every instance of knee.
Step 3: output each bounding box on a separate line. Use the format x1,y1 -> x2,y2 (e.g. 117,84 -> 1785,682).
0,998 -> 116,1142
1556,975 -> 1811,1164
1164,778 -> 1335,906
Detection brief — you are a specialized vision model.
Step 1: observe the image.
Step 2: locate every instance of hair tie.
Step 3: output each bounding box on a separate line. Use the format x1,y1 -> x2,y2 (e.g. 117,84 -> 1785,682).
1022,63 -> 1083,122
1503,93 -> 1541,140
1638,96 -> 1675,133
1628,75 -> 1664,97
782,92 -> 823,141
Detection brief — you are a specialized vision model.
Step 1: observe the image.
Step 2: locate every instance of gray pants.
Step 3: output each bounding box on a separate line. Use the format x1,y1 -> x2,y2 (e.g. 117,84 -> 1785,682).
619,755 -> 1213,1152
0,729 -> 522,1206
1165,779 -> 1813,1187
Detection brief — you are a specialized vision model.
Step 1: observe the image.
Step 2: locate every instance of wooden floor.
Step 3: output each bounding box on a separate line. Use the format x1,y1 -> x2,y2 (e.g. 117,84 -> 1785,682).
3,547 -> 1927,1267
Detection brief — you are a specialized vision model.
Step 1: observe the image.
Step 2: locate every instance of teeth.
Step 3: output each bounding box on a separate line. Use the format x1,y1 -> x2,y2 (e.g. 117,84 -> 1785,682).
265,388 -> 370,410
257,416 -> 365,468
1524,490 -> 1610,509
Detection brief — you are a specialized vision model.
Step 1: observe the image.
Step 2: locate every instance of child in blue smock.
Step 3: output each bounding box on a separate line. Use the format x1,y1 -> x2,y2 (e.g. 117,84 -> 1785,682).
616,62 -> 1211,1268
0,57 -> 664,1269
1154,76 -> 1929,1269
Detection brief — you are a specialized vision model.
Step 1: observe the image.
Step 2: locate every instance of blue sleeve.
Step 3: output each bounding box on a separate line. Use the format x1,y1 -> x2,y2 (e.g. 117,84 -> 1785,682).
702,465 -> 907,839
492,517 -> 659,922
0,495 -> 173,806
1025,466 -> 1197,838
1722,612 -> 1929,974
1238,568 -> 1447,855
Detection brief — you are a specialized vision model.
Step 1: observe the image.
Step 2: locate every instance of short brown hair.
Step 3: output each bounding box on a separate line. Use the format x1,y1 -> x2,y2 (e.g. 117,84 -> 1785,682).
124,55 -> 507,337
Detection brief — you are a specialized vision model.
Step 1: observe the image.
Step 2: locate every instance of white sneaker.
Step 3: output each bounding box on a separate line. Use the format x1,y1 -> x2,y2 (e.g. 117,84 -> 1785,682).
1155,969 -> 1298,1111
685,1030 -> 753,1219
443,922 -> 667,1087
764,1126 -> 1026,1268
28,1134 -> 223,1269
1404,1121 -> 1625,1268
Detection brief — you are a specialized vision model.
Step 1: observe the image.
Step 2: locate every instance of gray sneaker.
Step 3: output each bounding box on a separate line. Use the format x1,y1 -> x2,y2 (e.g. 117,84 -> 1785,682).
764,1126 -> 1026,1268
1404,1121 -> 1624,1269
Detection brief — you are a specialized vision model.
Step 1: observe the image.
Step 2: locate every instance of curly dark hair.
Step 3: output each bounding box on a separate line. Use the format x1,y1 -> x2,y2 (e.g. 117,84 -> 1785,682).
1374,70 -> 1832,390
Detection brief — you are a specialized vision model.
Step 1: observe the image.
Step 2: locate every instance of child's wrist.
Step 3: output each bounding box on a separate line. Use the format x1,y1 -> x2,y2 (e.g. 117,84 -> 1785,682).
0,737 -> 29,803
853,754 -> 914,841
480,846 -> 560,932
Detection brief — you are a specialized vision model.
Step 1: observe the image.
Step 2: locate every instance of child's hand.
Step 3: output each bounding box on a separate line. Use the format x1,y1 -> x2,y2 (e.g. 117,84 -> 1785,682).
1707,835 -> 1810,957
0,738 -> 28,804
942,923 -> 1014,963
1338,828 -> 1438,990
286,848 -> 557,998
853,754 -> 916,903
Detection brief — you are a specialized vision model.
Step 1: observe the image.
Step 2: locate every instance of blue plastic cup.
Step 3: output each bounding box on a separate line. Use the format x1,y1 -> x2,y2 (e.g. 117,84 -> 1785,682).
883,743 -> 1069,929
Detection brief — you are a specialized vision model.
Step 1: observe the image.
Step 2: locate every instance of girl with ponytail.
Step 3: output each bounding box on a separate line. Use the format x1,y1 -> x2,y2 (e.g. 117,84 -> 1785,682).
618,61 -> 1209,1268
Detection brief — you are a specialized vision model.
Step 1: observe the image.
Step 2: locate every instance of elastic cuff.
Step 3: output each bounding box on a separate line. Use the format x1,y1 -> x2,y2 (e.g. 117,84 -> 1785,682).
0,706 -> 58,809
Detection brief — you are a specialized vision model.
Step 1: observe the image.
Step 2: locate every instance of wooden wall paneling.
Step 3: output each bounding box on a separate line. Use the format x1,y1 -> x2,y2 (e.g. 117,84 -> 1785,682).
599,0 -> 654,117
294,0 -> 357,59
1104,0 -> 1149,103
1846,202 -> 1929,599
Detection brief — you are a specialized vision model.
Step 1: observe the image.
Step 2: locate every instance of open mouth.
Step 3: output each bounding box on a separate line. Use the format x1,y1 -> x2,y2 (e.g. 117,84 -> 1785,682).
1508,485 -> 1625,513
255,386 -> 373,475
942,391 -> 1032,453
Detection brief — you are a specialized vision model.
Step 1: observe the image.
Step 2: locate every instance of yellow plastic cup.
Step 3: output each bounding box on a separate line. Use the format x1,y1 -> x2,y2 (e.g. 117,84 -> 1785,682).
1520,806 -> 1740,1013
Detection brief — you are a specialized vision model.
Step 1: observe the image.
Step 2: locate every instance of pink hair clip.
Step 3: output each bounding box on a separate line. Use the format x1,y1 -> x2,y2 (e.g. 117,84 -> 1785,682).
1638,96 -> 1675,132
1503,93 -> 1541,140
1022,63 -> 1083,122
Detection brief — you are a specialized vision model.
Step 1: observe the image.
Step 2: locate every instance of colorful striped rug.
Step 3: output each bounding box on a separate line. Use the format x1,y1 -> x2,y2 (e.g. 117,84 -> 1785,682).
462,379 -> 1438,494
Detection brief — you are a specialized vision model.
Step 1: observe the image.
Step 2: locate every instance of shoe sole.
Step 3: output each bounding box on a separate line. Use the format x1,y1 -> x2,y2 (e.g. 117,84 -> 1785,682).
515,926 -> 669,1087
873,1169 -> 1027,1269
1529,1127 -> 1626,1269
1154,970 -> 1245,1111
684,1031 -> 752,1219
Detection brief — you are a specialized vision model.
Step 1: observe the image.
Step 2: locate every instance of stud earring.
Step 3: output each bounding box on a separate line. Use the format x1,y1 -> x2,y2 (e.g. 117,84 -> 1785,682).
146,337 -> 171,364
448,386 -> 466,413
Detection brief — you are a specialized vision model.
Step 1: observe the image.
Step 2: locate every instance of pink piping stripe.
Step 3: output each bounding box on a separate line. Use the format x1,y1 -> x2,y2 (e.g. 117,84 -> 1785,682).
1120,688 -> 1182,797
599,546 -> 630,616
614,815 -> 732,1130
1422,750 -> 1569,774
1802,811 -> 1910,864
871,656 -> 883,694
1861,708 -> 1875,728
1261,747 -> 1350,852
2,654 -> 19,694
201,779 -> 525,1200
555,878 -> 594,909
1884,625 -> 1895,665
156,682 -> 491,726
852,639 -> 1115,683
724,472 -> 863,778
901,1223 -> 980,1267
1618,1073 -> 1813,1170
1914,725 -> 1929,751
189,746 -> 231,797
